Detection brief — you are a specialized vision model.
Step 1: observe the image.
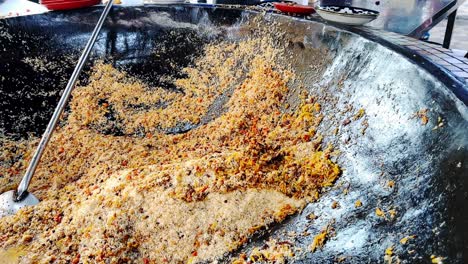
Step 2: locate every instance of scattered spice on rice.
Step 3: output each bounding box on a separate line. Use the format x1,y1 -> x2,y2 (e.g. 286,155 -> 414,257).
0,32 -> 340,263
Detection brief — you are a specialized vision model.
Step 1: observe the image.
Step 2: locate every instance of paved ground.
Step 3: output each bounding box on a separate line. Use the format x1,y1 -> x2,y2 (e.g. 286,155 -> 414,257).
429,1 -> 468,51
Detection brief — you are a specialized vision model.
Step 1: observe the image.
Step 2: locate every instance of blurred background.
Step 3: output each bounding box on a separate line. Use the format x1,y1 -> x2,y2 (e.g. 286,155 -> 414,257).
1,0 -> 467,55
429,1 -> 468,54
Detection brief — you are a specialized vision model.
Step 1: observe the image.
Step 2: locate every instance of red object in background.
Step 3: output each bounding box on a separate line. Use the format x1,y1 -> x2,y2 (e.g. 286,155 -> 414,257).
40,0 -> 101,10
273,2 -> 315,15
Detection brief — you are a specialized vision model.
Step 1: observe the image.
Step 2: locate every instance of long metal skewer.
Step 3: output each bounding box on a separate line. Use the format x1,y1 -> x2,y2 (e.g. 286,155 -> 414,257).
16,0 -> 114,201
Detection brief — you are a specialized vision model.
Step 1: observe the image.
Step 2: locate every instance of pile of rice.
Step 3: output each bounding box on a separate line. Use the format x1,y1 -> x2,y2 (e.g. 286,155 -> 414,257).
0,32 -> 339,263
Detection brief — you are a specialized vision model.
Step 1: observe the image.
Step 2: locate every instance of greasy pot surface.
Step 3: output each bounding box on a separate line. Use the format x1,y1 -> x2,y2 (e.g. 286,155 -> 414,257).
0,5 -> 467,263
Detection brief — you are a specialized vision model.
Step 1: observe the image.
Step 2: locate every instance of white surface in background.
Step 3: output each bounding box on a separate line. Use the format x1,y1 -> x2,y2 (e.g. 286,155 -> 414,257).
186,0 -> 308,6
144,0 -> 185,4
296,0 -> 308,6
122,0 -> 144,5
0,0 -> 48,18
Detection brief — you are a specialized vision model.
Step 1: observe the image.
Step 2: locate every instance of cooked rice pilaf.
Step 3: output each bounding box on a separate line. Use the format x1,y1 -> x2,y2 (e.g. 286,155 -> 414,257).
0,34 -> 340,263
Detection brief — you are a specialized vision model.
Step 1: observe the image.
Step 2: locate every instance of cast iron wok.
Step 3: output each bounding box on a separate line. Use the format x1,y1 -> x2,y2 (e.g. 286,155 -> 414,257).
0,5 -> 467,263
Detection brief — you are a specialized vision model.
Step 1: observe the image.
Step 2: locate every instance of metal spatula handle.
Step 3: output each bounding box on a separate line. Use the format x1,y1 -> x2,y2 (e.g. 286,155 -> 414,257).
15,0 -> 114,201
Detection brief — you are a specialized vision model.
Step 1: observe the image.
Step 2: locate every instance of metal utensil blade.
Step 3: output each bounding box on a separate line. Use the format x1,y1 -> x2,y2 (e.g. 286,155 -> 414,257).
0,190 -> 39,218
